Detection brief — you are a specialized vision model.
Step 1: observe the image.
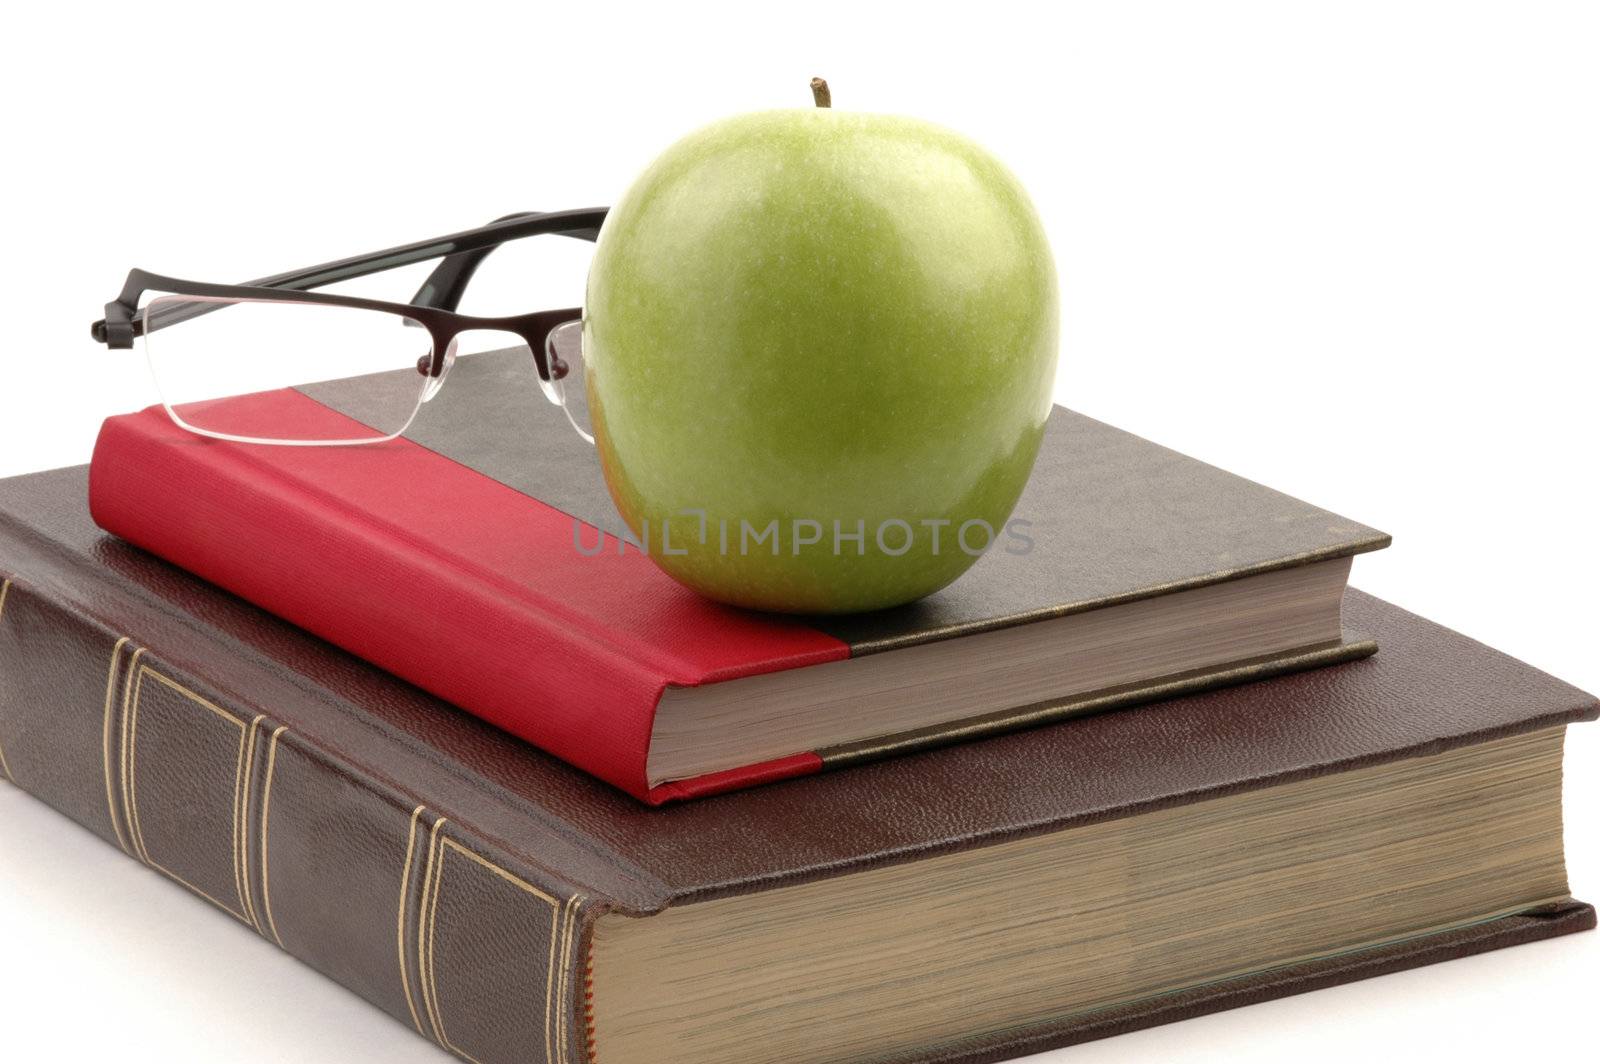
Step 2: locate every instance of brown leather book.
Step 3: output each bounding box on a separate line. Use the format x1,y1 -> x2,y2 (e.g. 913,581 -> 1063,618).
89,346 -> 1390,801
1,464 -> 1593,1064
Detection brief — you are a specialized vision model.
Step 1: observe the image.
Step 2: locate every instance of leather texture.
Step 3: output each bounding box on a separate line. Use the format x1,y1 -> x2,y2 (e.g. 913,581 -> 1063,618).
89,347 -> 1389,800
1,465 -> 1593,1064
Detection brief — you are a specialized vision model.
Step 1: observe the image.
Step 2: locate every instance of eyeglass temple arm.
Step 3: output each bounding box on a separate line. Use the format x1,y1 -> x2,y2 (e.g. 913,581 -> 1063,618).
93,207 -> 607,347
407,211 -> 601,312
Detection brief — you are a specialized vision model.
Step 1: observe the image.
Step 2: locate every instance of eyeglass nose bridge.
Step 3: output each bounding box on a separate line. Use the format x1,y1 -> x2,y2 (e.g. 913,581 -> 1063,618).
416,327 -> 532,403
501,308 -> 583,385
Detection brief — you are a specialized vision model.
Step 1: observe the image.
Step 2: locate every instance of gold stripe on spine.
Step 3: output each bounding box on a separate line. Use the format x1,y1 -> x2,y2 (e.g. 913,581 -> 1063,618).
236,715 -> 266,934
397,804 -> 428,1037
555,893 -> 584,1064
0,578 -> 16,784
119,648 -> 148,861
100,636 -> 133,854
258,725 -> 289,948
417,816 -> 451,1047
126,665 -> 253,924
554,896 -> 570,1064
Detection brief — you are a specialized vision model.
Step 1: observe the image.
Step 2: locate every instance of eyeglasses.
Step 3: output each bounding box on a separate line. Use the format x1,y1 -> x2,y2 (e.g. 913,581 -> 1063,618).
90,207 -> 607,446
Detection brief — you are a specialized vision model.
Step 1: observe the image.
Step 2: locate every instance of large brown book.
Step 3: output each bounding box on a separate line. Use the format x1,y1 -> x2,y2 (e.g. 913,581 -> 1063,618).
1,464 -> 1594,1064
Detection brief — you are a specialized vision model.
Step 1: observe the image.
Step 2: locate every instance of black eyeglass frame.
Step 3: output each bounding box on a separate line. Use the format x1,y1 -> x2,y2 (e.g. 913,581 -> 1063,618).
91,206 -> 610,385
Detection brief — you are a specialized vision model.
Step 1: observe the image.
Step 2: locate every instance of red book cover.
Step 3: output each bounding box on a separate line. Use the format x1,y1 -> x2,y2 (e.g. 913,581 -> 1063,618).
89,349 -> 1387,802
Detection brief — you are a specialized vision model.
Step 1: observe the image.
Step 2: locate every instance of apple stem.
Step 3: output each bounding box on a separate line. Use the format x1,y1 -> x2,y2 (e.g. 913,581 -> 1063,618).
810,77 -> 832,108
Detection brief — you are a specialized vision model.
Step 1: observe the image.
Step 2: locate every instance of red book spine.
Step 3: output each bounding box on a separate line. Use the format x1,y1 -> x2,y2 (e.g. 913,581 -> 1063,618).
88,394 -> 846,802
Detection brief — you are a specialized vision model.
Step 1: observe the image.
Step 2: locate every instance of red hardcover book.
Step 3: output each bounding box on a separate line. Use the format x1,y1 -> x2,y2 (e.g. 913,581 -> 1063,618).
89,349 -> 1388,802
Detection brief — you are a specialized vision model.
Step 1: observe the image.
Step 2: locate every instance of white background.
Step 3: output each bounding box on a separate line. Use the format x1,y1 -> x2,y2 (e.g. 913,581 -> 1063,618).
2,1 -> 1596,1060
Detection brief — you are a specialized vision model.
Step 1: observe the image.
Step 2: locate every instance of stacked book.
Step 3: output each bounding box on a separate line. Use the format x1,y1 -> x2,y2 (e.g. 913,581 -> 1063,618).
1,348 -> 1593,1064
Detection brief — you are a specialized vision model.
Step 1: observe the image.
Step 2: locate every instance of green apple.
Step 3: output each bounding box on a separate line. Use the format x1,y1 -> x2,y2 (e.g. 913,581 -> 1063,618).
584,84 -> 1058,613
